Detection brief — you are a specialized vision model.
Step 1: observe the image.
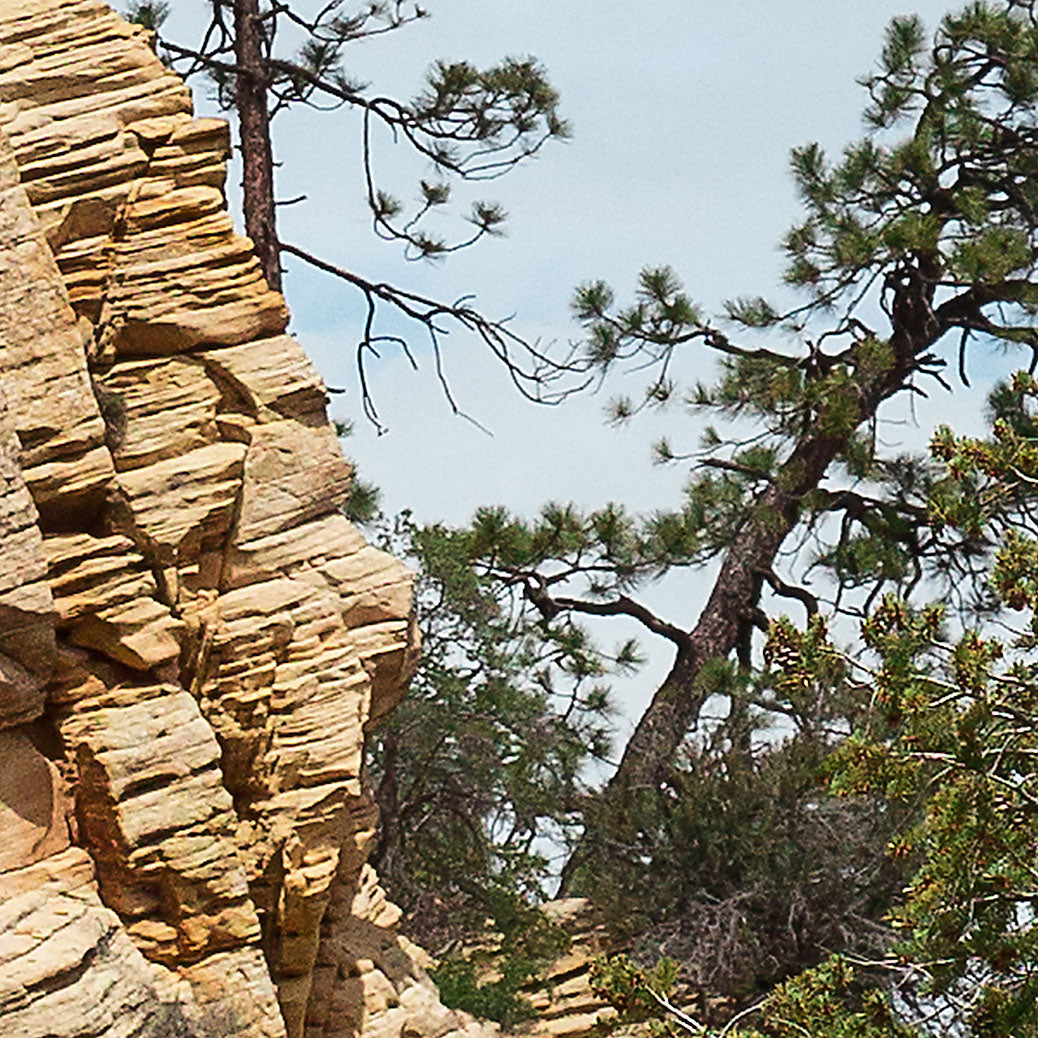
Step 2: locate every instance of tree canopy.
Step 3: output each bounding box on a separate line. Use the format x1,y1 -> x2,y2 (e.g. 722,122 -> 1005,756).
367,2 -> 1038,1034
451,0 -> 1038,890
588,388 -> 1038,1032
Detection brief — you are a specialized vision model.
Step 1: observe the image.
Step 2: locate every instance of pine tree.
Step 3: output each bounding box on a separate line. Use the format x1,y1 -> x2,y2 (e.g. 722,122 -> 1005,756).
584,375 -> 1038,1038
820,376 -> 1038,1034
126,0 -> 574,426
363,512 -> 617,1024
449,0 -> 1038,893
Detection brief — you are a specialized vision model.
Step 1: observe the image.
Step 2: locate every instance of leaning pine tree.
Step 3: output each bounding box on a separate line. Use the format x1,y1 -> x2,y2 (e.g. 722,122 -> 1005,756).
451,0 -> 1038,893
588,375 -> 1038,1035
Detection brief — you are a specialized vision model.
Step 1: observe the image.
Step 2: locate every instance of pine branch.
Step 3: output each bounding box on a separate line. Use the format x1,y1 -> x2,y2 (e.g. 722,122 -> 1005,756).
279,241 -> 588,431
521,579 -> 692,652
758,567 -> 819,618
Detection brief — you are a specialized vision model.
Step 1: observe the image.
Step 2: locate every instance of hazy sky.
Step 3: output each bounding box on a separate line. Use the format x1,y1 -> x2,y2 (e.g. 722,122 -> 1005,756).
167,0 -> 1016,746
166,1 -> 980,509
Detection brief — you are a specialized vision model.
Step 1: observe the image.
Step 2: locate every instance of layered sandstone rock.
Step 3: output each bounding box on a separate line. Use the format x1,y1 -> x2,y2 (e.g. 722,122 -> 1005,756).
519,901 -> 616,1038
0,3 -> 491,1037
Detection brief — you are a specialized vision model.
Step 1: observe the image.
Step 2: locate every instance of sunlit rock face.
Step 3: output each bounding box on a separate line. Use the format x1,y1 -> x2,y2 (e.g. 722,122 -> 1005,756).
520,900 -> 617,1038
0,3 -> 491,1036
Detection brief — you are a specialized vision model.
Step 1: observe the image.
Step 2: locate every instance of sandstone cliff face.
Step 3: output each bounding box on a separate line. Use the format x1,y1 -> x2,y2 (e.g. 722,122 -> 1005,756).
0,4 -> 492,1037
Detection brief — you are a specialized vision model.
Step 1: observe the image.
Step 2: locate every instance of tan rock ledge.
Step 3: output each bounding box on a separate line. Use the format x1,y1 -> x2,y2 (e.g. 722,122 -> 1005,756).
0,3 -> 482,1037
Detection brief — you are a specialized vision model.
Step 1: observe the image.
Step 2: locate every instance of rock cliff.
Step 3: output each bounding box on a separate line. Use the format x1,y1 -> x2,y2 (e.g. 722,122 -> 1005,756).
520,901 -> 615,1038
0,3 -> 493,1037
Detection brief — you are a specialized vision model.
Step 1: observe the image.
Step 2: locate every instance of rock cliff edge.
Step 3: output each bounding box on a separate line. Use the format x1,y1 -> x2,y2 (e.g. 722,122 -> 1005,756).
0,4 -> 493,1037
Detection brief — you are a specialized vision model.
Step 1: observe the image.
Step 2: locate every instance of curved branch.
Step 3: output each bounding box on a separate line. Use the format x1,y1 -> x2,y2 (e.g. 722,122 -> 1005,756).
279,240 -> 590,429
758,567 -> 819,618
522,579 -> 692,652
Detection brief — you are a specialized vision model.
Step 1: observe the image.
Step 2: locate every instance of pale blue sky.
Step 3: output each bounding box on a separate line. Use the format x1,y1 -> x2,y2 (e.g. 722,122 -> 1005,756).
166,1 -> 1016,747
228,0 -> 988,517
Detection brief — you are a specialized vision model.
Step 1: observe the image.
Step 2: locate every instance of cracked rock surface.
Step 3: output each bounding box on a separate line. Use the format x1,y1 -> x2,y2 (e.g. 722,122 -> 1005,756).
0,3 -> 495,1037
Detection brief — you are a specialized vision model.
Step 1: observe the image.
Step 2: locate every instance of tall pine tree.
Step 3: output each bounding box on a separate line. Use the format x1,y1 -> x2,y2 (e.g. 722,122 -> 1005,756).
447,0 -> 1038,890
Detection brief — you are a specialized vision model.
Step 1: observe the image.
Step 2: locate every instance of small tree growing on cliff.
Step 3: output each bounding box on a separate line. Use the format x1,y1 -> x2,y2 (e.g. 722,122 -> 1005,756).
126,0 -> 574,426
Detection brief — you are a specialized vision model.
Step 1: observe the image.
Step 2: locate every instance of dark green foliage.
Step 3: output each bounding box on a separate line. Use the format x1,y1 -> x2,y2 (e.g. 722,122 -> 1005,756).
343,478 -> 381,523
590,954 -> 913,1037
574,691 -> 906,1005
588,954 -> 682,1035
739,956 -> 915,1038
672,381 -> 1038,1034
775,0 -> 1038,315
432,959 -> 537,1029
367,513 -> 616,948
821,400 -> 1038,1033
123,0 -> 169,30
429,895 -> 569,1028
362,512 -> 612,1023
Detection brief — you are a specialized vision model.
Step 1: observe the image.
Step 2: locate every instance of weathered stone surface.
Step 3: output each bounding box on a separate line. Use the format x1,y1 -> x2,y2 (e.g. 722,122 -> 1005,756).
0,0 -> 287,352
0,4 -> 486,1038
179,948 -> 287,1038
519,901 -> 617,1038
0,848 -> 196,1038
307,864 -> 499,1038
114,440 -> 249,565
96,356 -> 223,472
0,728 -> 69,871
0,387 -> 55,727
0,99 -> 112,525
61,689 -> 262,962
44,532 -> 182,671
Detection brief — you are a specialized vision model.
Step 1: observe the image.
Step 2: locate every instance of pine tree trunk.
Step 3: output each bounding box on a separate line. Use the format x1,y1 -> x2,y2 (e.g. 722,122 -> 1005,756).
562,307 -> 935,892
609,429 -> 845,796
560,434 -> 844,892
233,0 -> 281,293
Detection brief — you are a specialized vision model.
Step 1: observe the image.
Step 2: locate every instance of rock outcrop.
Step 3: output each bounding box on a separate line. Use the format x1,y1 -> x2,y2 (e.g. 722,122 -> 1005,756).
0,3 -> 492,1037
519,901 -> 616,1038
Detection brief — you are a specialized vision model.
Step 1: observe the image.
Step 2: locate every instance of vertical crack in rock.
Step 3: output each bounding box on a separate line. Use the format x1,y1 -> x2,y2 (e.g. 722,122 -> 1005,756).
0,3 -> 482,1038
89,125 -> 165,367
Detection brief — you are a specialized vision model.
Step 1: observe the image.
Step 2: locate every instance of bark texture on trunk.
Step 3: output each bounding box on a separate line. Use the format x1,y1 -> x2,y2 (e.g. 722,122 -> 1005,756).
608,427 -> 846,798
233,0 -> 281,292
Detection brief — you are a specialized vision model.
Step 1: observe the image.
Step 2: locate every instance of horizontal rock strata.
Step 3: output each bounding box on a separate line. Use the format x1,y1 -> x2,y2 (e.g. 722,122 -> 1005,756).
520,901 -> 616,1038
0,3 -> 487,1037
